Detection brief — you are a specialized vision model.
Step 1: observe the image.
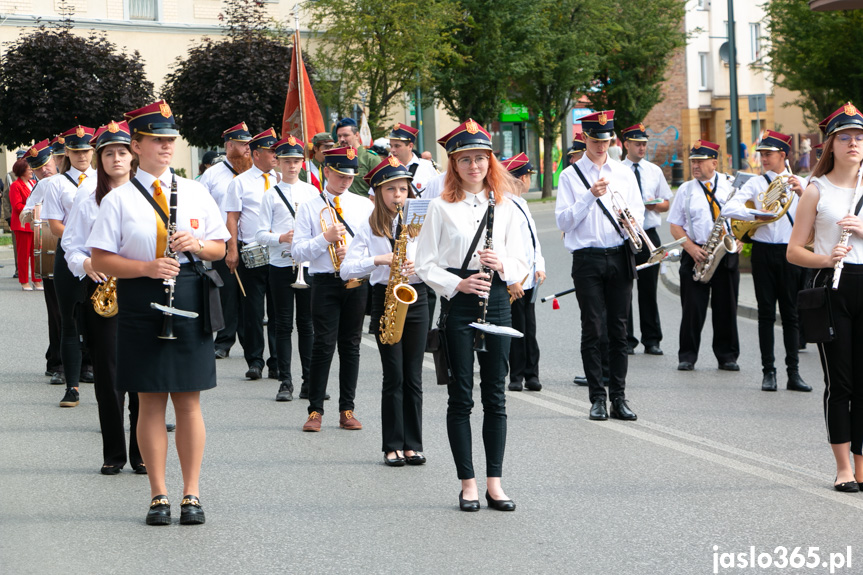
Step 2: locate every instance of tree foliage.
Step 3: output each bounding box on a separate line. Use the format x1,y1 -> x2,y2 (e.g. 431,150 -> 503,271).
0,17 -> 153,148
585,0 -> 686,134
764,0 -> 863,129
510,0 -> 605,198
432,0 -> 527,126
307,0 -> 461,134
162,0 -> 318,148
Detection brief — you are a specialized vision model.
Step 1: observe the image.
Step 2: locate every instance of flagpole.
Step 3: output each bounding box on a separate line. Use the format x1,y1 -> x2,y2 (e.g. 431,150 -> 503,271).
293,4 -> 307,145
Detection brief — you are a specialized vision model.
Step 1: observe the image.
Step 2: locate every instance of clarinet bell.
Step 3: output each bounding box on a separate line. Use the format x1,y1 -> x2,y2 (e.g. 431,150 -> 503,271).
473,330 -> 487,353
552,298 -> 560,310
158,315 -> 177,340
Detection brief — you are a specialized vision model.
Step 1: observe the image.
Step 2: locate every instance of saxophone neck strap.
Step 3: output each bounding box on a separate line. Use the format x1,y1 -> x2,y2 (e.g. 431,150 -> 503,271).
131,177 -> 196,263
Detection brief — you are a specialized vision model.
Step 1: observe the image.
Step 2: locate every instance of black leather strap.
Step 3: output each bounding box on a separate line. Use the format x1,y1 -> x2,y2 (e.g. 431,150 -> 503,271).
461,208 -> 489,271
62,173 -> 78,187
511,200 -> 536,250
224,162 -> 239,177
572,163 -> 625,240
130,177 -> 197,263
320,193 -> 355,237
407,163 -> 421,197
696,174 -> 721,216
273,185 -> 296,218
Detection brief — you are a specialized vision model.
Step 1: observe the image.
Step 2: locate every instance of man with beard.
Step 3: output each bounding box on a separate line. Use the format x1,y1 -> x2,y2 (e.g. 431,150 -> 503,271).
199,122 -> 254,359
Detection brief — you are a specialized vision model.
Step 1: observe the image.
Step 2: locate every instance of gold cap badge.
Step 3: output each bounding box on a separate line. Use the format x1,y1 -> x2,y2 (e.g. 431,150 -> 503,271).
694,140 -> 702,149
287,135 -> 297,146
108,121 -> 119,133
598,112 -> 608,126
388,155 -> 400,167
465,119 -> 479,135
76,126 -> 85,138
845,102 -> 858,117
346,148 -> 356,161
159,101 -> 172,118
241,122 -> 248,131
639,123 -> 646,132
30,147 -> 39,157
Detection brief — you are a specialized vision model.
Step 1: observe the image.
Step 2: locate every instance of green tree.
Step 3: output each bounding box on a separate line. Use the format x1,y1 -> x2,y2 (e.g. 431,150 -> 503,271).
432,0 -> 526,126
510,0 -> 606,198
0,13 -> 153,147
584,0 -> 686,137
764,0 -> 863,129
307,0 -> 461,134
162,0 -> 318,148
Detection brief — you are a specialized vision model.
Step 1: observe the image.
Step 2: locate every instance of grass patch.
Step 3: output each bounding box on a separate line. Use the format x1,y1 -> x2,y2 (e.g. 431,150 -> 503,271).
0,235 -> 12,246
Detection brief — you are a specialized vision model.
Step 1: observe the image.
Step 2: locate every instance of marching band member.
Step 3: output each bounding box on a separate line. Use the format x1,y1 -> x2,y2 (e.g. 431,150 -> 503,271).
22,140 -> 64,383
335,118 -> 378,198
41,125 -> 97,407
415,119 -> 527,512
292,147 -> 373,431
722,130 -> 811,392
299,132 -> 335,192
621,123 -> 672,356
555,110 -> 642,422
342,157 -> 428,466
255,135 -> 318,402
668,140 -> 740,372
62,120 -> 143,475
501,153 -> 545,392
223,128 -> 280,380
787,102 -> 863,493
199,122 -> 253,360
88,100 -> 229,525
567,133 -> 586,165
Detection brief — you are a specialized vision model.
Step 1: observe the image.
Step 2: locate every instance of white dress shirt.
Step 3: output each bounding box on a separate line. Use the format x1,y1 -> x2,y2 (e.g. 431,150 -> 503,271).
667,174 -> 733,245
87,168 -> 229,263
414,192 -> 527,299
61,186 -> 100,279
340,216 -> 420,286
254,180 -> 320,268
291,188 -> 374,275
368,156 -> 440,199
505,193 -> 545,290
555,155 -> 644,251
621,158 -> 673,230
721,170 -> 801,244
198,160 -> 241,222
41,166 -> 97,224
420,172 -> 446,200
222,165 -> 278,243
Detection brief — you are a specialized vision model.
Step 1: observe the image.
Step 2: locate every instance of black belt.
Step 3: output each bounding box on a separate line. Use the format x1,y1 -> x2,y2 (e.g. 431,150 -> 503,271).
751,240 -> 788,248
574,246 -> 625,256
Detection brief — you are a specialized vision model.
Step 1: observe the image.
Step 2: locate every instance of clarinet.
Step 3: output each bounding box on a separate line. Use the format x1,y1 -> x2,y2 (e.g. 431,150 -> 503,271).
158,175 -> 180,340
473,191 -> 495,353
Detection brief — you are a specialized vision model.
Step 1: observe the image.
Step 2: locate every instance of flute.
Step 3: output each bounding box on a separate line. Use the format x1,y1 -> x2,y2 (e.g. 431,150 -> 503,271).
832,165 -> 863,290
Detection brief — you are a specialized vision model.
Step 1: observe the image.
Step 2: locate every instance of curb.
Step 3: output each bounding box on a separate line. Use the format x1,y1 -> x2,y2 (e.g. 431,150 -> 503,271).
658,263 -> 770,324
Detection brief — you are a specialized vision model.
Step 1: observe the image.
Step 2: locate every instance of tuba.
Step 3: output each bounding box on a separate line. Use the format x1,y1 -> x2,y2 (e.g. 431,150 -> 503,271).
91,277 -> 118,317
378,204 -> 418,345
730,160 -> 795,242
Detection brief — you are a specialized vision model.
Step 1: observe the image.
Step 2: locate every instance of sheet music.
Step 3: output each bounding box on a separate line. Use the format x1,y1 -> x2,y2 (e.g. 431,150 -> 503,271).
404,198 -> 430,238
469,322 -> 524,338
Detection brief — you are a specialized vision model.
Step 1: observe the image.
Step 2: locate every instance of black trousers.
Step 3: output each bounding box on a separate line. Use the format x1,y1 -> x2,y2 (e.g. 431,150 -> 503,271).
83,280 -> 141,467
509,288 -> 539,385
426,285 -> 438,326
269,265 -> 313,385
307,275 -> 368,415
678,251 -> 740,364
42,278 -> 63,373
572,249 -> 633,402
54,245 -> 85,389
237,256 -> 277,372
816,265 -> 863,454
445,271 -> 510,480
751,241 -> 801,372
213,257 -> 244,354
371,283 -> 428,452
627,227 -> 663,348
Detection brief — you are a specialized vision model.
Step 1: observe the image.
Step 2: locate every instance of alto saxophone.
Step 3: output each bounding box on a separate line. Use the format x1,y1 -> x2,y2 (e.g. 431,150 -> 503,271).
379,204 -> 418,345
91,276 -> 118,317
693,187 -> 738,284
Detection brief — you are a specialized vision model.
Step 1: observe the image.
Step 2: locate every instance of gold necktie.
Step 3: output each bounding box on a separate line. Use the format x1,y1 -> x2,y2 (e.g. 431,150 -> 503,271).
705,182 -> 719,219
263,173 -> 270,190
153,179 -> 170,258
78,173 -> 86,186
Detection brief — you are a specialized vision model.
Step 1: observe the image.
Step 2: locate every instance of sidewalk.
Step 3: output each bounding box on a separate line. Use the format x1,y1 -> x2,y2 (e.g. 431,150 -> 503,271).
659,259 -> 766,323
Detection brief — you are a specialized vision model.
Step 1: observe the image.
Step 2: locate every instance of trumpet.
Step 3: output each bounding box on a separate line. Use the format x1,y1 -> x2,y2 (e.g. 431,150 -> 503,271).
319,198 -> 345,277
610,191 -> 686,268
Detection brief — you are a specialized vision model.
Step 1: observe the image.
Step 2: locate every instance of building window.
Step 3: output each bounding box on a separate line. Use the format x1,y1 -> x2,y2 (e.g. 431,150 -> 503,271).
696,0 -> 709,9
129,0 -> 158,20
750,23 -> 762,62
699,53 -> 710,90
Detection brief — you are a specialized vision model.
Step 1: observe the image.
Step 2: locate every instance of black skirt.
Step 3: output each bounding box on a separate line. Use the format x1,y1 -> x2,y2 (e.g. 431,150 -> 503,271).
116,265 -> 217,393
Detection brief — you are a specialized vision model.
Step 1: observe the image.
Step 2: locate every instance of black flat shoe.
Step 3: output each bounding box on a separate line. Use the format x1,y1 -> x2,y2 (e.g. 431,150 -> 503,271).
146,495 -> 171,525
100,464 -> 122,475
718,361 -> 740,371
133,463 -> 147,475
589,399 -> 608,421
404,452 -> 427,466
245,366 -> 262,380
485,491 -> 516,511
573,375 -> 588,386
644,345 -> 663,356
458,491 -> 480,512
384,452 -> 406,467
180,495 -> 206,525
610,397 -> 637,421
677,362 -> 694,371
761,370 -> 777,391
834,477 -> 860,493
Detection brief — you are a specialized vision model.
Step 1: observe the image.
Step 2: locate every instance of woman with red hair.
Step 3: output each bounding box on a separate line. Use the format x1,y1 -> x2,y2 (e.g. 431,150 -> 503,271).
9,159 -> 40,291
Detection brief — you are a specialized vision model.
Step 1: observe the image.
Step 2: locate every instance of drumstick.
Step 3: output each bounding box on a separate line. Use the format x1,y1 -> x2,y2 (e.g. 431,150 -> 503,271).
234,269 -> 247,297
541,287 -> 575,302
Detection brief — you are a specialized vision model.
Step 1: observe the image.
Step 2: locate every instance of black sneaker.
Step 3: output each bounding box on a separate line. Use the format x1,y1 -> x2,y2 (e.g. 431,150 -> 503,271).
60,388 -> 79,407
180,495 -> 205,525
276,381 -> 294,402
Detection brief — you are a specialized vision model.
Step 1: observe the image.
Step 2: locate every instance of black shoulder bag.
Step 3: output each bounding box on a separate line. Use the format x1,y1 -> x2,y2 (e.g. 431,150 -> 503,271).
427,207 -> 489,385
131,178 -> 225,333
797,187 -> 863,343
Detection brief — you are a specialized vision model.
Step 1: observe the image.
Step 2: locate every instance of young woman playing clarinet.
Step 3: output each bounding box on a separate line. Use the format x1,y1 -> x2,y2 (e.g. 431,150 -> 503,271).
63,120 -> 144,475
341,157 -> 428,467
88,101 -> 229,524
415,120 -> 527,511
788,102 -> 863,493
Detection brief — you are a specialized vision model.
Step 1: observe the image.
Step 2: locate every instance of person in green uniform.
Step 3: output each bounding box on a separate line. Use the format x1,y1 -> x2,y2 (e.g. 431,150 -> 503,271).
335,117 -> 378,198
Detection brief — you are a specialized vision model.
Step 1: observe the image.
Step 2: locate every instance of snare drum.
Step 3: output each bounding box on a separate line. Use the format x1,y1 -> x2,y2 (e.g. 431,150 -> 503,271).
240,242 -> 270,268
33,221 -> 58,280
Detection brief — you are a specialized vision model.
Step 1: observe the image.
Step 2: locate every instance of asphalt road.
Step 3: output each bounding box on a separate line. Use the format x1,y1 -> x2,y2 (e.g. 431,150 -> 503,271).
0,203 -> 858,575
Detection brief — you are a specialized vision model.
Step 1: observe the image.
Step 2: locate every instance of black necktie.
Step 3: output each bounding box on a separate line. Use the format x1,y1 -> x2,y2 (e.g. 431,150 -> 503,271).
632,163 -> 643,198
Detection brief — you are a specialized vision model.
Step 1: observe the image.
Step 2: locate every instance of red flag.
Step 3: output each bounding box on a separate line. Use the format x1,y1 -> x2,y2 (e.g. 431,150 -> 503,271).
282,33 -> 325,143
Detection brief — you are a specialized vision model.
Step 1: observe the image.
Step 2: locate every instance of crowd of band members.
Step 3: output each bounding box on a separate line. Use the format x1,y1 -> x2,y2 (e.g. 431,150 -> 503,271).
10,96 -> 863,519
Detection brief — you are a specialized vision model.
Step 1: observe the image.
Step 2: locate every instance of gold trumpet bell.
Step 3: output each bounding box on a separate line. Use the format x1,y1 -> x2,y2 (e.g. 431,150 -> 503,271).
730,176 -> 793,242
